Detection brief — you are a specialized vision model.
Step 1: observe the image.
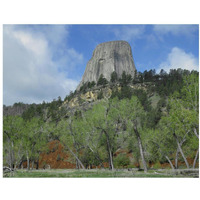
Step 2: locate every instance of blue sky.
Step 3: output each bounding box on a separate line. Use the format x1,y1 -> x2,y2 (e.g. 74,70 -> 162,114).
3,24 -> 199,105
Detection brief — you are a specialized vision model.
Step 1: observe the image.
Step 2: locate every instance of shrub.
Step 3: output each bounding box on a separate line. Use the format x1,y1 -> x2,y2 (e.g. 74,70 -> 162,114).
110,89 -> 120,99
153,161 -> 162,169
56,154 -> 61,161
114,153 -> 130,168
97,91 -> 103,100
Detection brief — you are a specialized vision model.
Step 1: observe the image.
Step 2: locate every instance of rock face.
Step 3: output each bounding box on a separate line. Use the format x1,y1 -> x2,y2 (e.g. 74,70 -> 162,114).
77,40 -> 136,90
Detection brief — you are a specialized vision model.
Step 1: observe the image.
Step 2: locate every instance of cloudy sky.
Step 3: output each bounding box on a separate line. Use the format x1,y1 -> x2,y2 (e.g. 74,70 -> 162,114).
3,24 -> 199,105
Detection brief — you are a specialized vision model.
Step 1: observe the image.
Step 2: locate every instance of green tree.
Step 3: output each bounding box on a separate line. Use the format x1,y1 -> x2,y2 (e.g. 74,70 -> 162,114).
110,71 -> 118,83
120,71 -> 132,86
22,117 -> 46,170
97,90 -> 104,99
140,129 -> 161,165
181,72 -> 199,112
156,117 -> 178,169
133,89 -> 151,111
85,102 -> 113,170
120,86 -> 132,99
3,116 -> 24,169
3,115 -> 47,170
55,117 -> 86,169
110,96 -> 148,172
97,74 -> 108,86
85,98 -> 128,170
88,81 -> 96,88
169,72 -> 199,168
79,83 -> 88,93
157,92 -> 198,169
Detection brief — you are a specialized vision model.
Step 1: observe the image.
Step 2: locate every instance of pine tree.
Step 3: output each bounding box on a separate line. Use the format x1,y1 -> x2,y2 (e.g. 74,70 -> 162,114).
110,71 -> 118,83
97,74 -> 108,86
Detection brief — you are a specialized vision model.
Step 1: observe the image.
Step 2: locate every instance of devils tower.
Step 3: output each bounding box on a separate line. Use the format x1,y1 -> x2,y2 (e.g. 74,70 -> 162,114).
77,40 -> 136,90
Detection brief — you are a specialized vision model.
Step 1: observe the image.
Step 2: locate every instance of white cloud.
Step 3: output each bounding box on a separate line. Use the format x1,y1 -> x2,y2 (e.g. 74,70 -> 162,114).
153,25 -> 198,37
3,25 -> 83,105
13,30 -> 48,56
112,25 -> 145,42
157,47 -> 199,73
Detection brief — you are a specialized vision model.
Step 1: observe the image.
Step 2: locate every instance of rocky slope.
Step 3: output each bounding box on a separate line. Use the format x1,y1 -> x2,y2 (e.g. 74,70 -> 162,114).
62,83 -> 150,111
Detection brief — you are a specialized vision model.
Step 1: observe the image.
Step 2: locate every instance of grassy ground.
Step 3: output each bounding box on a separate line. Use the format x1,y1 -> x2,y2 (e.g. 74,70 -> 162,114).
3,168 -> 199,178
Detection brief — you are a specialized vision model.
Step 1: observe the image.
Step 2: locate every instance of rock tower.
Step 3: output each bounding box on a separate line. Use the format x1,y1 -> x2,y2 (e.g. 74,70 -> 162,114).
77,40 -> 136,90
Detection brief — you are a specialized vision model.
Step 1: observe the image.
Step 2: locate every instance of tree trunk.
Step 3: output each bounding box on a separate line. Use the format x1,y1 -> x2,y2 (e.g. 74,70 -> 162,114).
36,157 -> 39,170
108,147 -> 114,170
31,160 -> 34,170
76,159 -> 81,169
9,152 -> 12,170
88,146 -> 104,168
36,162 -> 38,170
103,130 -> 114,170
66,145 -> 85,169
175,138 -> 186,169
10,142 -> 14,170
193,149 -> 199,168
175,147 -> 179,169
193,128 -> 199,139
26,152 -> 30,170
74,148 -> 80,169
173,133 -> 190,169
165,156 -> 174,170
18,161 -> 21,169
134,125 -> 147,172
76,160 -> 78,169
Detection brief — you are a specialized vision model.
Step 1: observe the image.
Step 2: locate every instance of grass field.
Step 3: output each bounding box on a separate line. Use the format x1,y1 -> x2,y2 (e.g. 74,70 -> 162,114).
3,168 -> 199,178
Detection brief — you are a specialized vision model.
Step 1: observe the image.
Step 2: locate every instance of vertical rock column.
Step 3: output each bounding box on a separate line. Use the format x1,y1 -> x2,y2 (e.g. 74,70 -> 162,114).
77,40 -> 136,90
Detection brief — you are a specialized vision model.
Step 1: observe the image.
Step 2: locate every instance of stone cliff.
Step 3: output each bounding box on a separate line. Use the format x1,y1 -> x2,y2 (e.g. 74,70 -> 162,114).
77,40 -> 136,90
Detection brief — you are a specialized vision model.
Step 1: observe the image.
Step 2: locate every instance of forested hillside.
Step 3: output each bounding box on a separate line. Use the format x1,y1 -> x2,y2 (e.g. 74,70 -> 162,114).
3,68 -> 199,171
